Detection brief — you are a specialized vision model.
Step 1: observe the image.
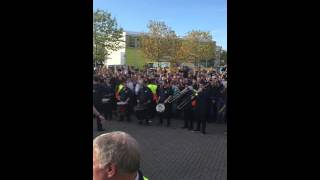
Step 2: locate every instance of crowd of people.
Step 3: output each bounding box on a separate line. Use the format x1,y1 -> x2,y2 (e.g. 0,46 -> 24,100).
93,65 -> 227,135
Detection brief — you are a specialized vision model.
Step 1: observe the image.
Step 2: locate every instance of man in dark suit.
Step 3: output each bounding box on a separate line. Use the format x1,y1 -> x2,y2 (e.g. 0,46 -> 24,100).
180,80 -> 194,130
101,78 -> 114,120
156,80 -> 173,127
117,82 -> 133,122
136,80 -> 153,125
215,79 -> 226,123
93,76 -> 105,131
194,80 -> 211,134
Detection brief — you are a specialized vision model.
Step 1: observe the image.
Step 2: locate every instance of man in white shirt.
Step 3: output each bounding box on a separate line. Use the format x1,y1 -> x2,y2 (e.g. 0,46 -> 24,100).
135,80 -> 142,96
126,78 -> 134,91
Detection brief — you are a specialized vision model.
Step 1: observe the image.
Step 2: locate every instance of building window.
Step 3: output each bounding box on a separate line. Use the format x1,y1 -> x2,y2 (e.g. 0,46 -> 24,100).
130,37 -> 136,47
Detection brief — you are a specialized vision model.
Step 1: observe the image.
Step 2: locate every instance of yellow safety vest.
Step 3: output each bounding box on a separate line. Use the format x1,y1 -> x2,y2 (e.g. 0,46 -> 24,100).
117,84 -> 124,93
147,84 -> 157,101
116,84 -> 124,100
143,176 -> 149,180
147,84 -> 157,94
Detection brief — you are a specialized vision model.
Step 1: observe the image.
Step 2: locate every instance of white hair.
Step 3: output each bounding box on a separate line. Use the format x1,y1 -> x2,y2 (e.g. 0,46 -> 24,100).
93,131 -> 140,174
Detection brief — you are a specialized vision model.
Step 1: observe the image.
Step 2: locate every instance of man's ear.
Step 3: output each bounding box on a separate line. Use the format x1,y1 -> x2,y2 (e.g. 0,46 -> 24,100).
105,163 -> 117,178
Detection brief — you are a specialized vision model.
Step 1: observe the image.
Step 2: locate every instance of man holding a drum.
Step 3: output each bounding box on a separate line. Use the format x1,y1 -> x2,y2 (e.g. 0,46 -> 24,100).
117,82 -> 133,122
135,79 -> 153,125
156,80 -> 173,127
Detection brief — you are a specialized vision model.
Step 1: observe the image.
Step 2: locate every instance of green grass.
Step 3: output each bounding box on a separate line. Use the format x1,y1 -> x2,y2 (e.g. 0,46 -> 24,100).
125,47 -> 150,69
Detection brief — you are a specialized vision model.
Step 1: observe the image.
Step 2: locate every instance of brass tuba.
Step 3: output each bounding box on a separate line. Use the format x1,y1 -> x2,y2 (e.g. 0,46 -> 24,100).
176,84 -> 210,110
166,86 -> 190,104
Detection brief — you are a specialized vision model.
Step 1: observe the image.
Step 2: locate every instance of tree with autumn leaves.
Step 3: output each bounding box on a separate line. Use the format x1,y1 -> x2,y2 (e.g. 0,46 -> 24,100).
140,21 -> 180,67
140,20 -> 215,68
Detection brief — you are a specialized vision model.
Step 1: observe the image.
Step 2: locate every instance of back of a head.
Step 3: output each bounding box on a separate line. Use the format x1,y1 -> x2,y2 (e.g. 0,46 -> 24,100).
93,131 -> 140,174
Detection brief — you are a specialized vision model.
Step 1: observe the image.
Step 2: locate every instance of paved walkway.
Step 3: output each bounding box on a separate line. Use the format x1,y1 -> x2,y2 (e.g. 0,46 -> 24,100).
93,116 -> 227,180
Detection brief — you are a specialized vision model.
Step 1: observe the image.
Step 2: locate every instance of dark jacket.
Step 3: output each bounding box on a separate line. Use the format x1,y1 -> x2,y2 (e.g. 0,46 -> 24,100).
157,87 -> 173,103
137,86 -> 153,104
196,87 -> 211,117
119,87 -> 133,105
93,83 -> 105,109
179,87 -> 193,110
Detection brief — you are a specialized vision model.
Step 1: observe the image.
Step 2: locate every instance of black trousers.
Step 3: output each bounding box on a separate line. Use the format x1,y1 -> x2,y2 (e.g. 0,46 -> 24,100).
196,116 -> 207,134
149,101 -> 156,119
136,109 -> 150,124
103,102 -> 113,120
118,104 -> 131,121
93,115 -> 103,130
158,105 -> 172,126
183,108 -> 194,129
94,104 -> 104,130
208,103 -> 218,123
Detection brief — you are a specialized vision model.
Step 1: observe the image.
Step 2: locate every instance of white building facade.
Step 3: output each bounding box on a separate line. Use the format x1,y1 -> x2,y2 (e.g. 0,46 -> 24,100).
104,31 -> 127,67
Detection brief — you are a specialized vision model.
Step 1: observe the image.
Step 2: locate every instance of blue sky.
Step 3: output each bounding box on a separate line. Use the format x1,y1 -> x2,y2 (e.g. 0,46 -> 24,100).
94,0 -> 227,50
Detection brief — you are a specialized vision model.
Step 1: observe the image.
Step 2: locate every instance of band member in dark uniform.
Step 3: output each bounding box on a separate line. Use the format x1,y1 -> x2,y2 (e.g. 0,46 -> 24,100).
213,78 -> 225,123
189,79 -> 199,129
147,78 -> 158,119
93,76 -> 105,131
217,80 -> 227,123
208,77 -> 221,122
136,79 -> 153,125
221,85 -> 227,135
180,80 -> 194,130
156,80 -> 173,127
117,82 -> 133,122
204,77 -> 215,123
170,81 -> 180,118
194,80 -> 211,134
109,76 -> 118,117
101,78 -> 114,120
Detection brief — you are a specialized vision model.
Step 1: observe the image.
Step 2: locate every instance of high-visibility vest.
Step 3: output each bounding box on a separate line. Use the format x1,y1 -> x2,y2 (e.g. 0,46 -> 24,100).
147,84 -> 157,94
143,176 -> 149,180
147,84 -> 158,101
115,84 -> 124,101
